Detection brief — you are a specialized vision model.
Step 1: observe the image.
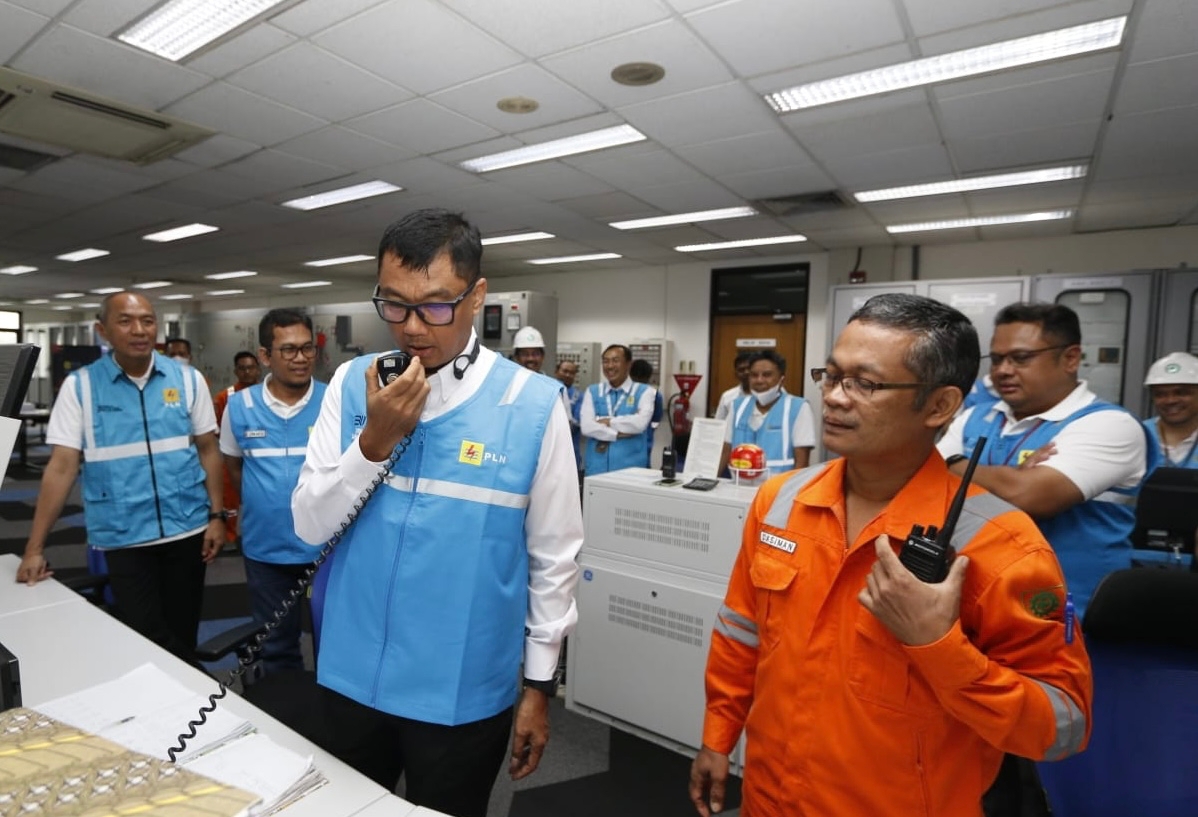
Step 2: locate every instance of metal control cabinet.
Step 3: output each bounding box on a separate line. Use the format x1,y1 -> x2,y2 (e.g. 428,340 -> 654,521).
567,468 -> 757,757
557,342 -> 601,389
473,290 -> 558,371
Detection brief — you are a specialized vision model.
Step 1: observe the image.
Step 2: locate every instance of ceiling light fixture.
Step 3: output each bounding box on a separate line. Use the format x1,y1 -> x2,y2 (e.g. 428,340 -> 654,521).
206,289 -> 245,296
57,248 -> 110,262
0,265 -> 37,275
79,302 -> 100,309
304,255 -> 373,267
281,180 -> 402,211
886,210 -> 1074,234
133,281 -> 174,289
90,287 -> 123,295
281,280 -> 332,288
610,206 -> 758,230
117,0 -> 294,62
55,292 -> 85,299
481,231 -> 556,246
25,299 -> 49,305
143,223 -> 219,242
675,235 -> 808,252
856,164 -> 1089,202
527,253 -> 622,265
205,270 -> 258,280
160,293 -> 194,300
461,124 -> 646,173
765,16 -> 1127,112
52,305 -> 73,311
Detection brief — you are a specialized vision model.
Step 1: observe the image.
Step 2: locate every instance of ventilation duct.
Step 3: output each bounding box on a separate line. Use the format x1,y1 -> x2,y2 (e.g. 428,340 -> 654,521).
0,68 -> 214,165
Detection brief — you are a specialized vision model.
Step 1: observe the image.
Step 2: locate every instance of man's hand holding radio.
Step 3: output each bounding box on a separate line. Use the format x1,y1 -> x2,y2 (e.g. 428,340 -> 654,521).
359,356 -> 430,462
859,534 -> 971,646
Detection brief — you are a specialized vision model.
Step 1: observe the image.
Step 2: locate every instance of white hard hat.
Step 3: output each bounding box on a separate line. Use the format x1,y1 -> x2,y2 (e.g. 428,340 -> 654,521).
1145,352 -> 1198,386
513,326 -> 545,349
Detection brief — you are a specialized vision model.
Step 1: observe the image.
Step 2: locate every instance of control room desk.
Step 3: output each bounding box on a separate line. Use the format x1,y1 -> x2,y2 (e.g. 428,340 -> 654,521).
0,553 -> 430,817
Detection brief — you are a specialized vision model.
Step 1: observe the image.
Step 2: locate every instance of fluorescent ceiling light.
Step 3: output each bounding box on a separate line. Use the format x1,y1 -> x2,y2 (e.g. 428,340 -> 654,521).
675,235 -> 808,252
856,164 -> 1089,202
55,292 -> 85,299
304,255 -> 373,267
57,248 -> 110,262
160,293 -> 194,300
0,265 -> 37,275
143,223 -> 219,242
281,180 -> 402,211
527,253 -> 622,265
886,210 -> 1074,234
281,280 -> 332,288
206,289 -> 245,296
90,287 -> 124,295
52,305 -> 73,311
461,125 -> 646,173
79,303 -> 100,308
609,206 -> 758,230
133,281 -> 173,289
25,299 -> 49,305
765,17 -> 1127,112
118,0 -> 292,62
205,270 -> 258,280
481,232 -> 556,246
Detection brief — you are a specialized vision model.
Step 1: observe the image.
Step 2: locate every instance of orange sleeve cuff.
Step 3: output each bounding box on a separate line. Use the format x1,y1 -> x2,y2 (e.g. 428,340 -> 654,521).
701,712 -> 742,756
903,621 -> 988,691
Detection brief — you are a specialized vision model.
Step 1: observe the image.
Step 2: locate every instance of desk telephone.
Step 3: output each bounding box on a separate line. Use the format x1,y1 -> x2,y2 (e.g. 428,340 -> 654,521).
898,437 -> 987,583
169,351 -> 412,762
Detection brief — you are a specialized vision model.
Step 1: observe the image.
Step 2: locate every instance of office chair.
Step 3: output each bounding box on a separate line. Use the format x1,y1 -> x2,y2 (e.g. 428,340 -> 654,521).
1036,568 -> 1198,817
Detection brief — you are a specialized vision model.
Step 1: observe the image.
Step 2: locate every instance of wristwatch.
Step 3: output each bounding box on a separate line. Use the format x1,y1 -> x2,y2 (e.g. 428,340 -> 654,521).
945,454 -> 967,467
523,675 -> 559,697
207,510 -> 229,521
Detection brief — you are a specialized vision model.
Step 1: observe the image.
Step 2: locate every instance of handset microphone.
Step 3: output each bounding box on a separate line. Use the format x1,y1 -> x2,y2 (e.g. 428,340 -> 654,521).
898,437 -> 987,583
377,350 -> 412,387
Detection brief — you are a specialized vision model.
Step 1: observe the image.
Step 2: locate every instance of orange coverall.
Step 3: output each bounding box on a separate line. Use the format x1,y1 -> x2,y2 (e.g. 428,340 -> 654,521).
213,383 -> 248,542
702,453 -> 1093,816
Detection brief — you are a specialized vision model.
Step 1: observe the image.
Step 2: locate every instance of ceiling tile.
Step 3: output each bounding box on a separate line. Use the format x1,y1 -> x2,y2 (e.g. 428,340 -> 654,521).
1094,104 -> 1198,180
931,52 -> 1117,101
948,120 -> 1099,173
791,99 -> 942,162
865,196 -> 972,223
964,180 -> 1085,213
314,0 -> 521,95
346,98 -> 501,155
1085,173 -> 1198,205
778,208 -> 878,231
823,144 -> 954,188
632,178 -> 749,212
675,131 -> 810,178
484,163 -> 615,201
11,157 -> 160,202
1076,197 -> 1196,231
166,82 -> 328,147
801,225 -> 893,247
0,2 -> 47,64
440,0 -> 672,58
938,68 -> 1114,139
227,42 -> 411,122
556,191 -> 657,220
564,149 -> 709,191
274,126 -> 413,171
186,23 -> 299,79
686,0 -> 906,76
431,63 -> 603,132
541,19 -> 734,109
61,0 -> 158,37
1113,53 -> 1198,115
219,149 -> 345,194
12,24 -> 211,110
917,0 -> 1133,54
718,164 -> 838,200
173,134 -> 262,169
5,0 -> 73,15
901,0 -> 1077,38
976,219 -> 1074,240
371,156 -> 486,196
1125,0 -> 1198,64
270,0 -> 390,37
619,82 -> 781,149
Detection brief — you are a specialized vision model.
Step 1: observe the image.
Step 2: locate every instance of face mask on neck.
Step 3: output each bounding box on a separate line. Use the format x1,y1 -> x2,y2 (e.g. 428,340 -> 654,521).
752,383 -> 782,404
170,355 -> 189,363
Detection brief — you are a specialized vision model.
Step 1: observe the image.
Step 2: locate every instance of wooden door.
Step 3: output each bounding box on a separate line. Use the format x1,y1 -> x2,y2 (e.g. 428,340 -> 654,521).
708,314 -> 807,415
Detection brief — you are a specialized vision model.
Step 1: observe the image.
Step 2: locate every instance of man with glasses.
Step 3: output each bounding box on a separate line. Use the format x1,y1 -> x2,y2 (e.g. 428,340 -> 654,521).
292,209 -> 582,817
691,294 -> 1091,817
937,302 -> 1152,616
220,309 -> 324,675
579,344 -> 656,476
213,351 -> 262,547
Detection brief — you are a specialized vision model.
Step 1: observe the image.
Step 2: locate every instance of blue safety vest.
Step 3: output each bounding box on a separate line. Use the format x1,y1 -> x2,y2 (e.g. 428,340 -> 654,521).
584,381 -> 651,475
729,392 -> 807,471
226,381 -> 327,564
565,384 -> 583,467
962,400 -> 1157,616
75,352 -> 208,548
319,353 -> 561,725
1141,418 -> 1198,471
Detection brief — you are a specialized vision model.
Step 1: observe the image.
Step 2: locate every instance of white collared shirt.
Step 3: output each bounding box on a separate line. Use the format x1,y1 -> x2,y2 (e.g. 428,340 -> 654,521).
578,376 -> 656,442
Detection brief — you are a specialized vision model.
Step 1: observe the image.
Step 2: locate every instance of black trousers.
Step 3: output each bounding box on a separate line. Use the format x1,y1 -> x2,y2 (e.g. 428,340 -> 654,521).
320,686 -> 513,817
104,532 -> 207,665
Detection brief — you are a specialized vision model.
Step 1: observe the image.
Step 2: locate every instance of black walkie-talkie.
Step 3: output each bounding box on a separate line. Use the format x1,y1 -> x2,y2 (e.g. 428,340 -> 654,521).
899,437 -> 987,583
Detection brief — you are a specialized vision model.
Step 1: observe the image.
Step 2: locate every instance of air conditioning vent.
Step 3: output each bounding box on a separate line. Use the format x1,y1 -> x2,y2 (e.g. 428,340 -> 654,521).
751,190 -> 853,217
0,68 -> 214,165
0,141 -> 59,172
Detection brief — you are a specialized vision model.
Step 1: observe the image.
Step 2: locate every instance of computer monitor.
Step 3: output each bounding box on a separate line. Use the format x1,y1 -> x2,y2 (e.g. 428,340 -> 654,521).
0,344 -> 40,419
0,640 -> 19,710
1133,466 -> 1198,565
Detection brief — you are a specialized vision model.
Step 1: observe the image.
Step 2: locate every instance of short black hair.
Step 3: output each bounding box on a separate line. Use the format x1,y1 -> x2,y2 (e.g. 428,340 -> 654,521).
630,359 -> 654,382
749,350 -> 786,375
234,351 -> 257,365
602,344 -> 632,363
734,351 -> 755,367
259,308 -> 313,350
377,208 -> 482,284
165,337 -> 191,353
994,302 -> 1082,347
849,293 -> 979,408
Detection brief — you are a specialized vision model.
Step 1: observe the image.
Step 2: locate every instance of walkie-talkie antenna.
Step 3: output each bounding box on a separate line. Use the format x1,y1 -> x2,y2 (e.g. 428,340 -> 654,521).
935,437 -> 988,548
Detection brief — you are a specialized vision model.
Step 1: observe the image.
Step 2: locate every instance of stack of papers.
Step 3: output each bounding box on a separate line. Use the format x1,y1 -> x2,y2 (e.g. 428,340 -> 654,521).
36,663 -> 327,815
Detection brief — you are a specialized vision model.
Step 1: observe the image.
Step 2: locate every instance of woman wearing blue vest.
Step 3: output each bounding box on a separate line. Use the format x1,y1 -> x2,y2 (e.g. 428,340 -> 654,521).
220,308 -> 326,675
718,350 -> 816,478
291,209 -> 582,817
579,344 -> 656,476
1142,352 -> 1198,471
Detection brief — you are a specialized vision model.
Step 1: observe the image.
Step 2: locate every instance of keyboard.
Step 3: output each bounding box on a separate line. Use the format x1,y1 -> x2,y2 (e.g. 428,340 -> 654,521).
683,477 -> 720,491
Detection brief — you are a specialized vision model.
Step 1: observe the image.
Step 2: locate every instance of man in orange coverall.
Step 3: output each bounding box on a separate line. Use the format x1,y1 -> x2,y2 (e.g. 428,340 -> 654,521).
689,293 -> 1093,817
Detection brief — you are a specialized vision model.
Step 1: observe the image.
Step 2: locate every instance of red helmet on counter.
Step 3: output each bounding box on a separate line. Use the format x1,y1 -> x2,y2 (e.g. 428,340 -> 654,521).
728,443 -> 766,479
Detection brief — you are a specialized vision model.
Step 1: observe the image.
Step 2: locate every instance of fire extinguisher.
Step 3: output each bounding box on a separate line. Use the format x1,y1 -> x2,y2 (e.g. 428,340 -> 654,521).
668,391 -> 692,438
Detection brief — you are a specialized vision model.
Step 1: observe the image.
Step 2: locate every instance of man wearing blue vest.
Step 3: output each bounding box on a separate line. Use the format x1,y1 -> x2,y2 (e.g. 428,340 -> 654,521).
718,350 -> 816,478
1141,352 -> 1198,472
220,308 -> 325,675
291,209 -> 582,817
579,344 -> 655,476
554,358 -> 584,470
937,302 -> 1151,616
16,292 -> 226,664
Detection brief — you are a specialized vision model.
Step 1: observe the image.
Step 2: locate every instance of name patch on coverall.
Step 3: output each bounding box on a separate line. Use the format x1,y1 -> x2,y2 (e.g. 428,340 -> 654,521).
760,531 -> 796,553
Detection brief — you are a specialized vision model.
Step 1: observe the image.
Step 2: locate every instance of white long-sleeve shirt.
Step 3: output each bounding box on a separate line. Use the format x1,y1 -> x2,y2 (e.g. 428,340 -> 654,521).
291,337 -> 582,680
578,377 -> 656,442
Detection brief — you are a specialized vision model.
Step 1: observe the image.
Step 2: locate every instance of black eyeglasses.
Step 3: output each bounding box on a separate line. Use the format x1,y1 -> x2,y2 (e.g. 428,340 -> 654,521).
810,367 -> 936,399
372,280 -> 477,326
270,343 -> 317,360
987,345 -> 1071,368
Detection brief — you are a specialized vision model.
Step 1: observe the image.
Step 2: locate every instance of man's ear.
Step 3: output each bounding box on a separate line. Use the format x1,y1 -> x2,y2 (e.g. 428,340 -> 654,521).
1061,343 -> 1083,375
923,385 -> 963,429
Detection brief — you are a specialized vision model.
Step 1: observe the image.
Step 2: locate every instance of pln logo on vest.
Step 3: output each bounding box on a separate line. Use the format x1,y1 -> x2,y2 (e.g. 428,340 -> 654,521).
163,387 -> 181,407
459,440 -> 507,466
